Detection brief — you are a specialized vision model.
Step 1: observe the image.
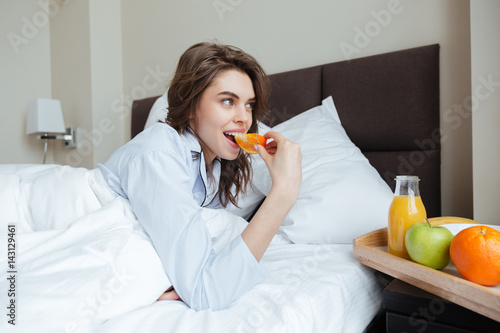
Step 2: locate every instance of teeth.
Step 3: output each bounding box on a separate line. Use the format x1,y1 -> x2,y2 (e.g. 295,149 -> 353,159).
224,132 -> 244,137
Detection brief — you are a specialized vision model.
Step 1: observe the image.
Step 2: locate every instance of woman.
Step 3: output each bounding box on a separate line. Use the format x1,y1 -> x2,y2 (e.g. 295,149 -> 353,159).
98,42 -> 302,311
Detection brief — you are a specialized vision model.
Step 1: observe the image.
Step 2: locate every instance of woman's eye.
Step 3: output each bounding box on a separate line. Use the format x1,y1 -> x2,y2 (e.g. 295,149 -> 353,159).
245,102 -> 255,110
222,99 -> 233,106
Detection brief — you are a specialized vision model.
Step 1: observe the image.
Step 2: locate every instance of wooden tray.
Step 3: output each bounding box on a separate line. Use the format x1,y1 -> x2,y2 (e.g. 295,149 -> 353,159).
353,226 -> 500,322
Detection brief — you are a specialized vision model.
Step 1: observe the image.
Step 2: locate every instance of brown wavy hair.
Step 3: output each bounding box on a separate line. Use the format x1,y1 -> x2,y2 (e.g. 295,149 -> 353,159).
166,42 -> 270,207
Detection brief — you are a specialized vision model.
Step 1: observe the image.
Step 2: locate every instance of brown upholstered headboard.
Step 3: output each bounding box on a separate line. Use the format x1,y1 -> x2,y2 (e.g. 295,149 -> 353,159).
131,44 -> 441,217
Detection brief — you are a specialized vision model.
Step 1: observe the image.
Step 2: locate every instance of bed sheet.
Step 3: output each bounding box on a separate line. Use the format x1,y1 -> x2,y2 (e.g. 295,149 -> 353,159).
95,243 -> 383,333
0,164 -> 383,333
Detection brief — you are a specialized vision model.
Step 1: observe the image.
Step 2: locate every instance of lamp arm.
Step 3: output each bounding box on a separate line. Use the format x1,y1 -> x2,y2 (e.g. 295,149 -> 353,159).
38,134 -> 59,140
43,137 -> 48,164
36,127 -> 77,148
38,134 -> 72,140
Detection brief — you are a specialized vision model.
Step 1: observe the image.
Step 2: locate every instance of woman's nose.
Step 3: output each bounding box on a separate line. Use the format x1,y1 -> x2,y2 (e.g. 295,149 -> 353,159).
234,104 -> 250,123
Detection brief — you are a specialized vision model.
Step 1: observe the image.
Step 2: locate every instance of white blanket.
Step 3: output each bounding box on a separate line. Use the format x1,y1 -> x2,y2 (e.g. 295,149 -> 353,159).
0,164 -> 383,333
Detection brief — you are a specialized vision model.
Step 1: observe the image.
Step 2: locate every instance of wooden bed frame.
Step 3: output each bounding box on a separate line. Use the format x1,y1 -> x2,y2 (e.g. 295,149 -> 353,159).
131,44 -> 441,217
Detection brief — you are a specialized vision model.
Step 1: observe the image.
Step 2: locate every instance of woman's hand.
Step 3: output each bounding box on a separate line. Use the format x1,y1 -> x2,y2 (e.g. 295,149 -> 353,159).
257,131 -> 302,202
157,287 -> 180,301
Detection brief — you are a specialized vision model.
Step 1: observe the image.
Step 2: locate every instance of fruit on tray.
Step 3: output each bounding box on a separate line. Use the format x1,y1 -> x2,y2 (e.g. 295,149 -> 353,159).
235,133 -> 266,154
427,216 -> 479,225
450,225 -> 500,286
405,219 -> 454,269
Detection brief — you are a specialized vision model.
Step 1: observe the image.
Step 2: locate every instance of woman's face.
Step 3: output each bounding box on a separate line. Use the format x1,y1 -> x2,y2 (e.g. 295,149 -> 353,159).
190,69 -> 255,163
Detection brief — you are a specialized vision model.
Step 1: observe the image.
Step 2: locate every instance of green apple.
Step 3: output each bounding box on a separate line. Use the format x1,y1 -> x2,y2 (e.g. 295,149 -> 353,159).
405,219 -> 454,269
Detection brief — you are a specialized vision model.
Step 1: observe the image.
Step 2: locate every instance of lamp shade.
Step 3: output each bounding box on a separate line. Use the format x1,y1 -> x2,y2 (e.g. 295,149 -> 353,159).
26,98 -> 66,134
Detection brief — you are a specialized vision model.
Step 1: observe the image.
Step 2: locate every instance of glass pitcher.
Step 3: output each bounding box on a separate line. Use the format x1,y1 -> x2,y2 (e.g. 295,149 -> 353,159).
388,175 -> 427,259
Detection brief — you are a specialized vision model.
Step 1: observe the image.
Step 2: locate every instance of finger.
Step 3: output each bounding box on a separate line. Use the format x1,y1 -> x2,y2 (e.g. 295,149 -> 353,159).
265,140 -> 277,150
265,147 -> 277,155
263,131 -> 285,143
256,144 -> 271,163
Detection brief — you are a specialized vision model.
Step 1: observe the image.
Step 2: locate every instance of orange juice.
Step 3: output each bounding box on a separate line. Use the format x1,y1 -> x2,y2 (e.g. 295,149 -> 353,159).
388,195 -> 427,258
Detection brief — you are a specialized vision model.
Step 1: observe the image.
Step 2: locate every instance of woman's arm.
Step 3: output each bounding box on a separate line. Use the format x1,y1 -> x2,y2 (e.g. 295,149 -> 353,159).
119,148 -> 266,311
241,131 -> 302,262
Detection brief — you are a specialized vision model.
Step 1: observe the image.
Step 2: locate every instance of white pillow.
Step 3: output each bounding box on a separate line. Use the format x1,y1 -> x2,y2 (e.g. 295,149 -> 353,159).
251,96 -> 393,244
144,91 -> 168,129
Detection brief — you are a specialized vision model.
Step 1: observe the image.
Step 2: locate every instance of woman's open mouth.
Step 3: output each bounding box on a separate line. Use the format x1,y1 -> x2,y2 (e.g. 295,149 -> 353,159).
223,131 -> 242,148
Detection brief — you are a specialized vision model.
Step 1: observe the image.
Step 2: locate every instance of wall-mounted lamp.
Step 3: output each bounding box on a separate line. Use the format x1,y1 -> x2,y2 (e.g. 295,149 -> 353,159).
26,98 -> 77,164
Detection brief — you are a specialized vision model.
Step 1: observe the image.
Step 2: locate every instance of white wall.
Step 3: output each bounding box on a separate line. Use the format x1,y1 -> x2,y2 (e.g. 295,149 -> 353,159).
88,0 -> 124,166
471,0 -> 500,225
0,0 -> 54,164
1,0 -> 484,219
50,0 -> 93,168
50,0 -> 124,168
0,0 -> 123,169
120,0 -> 473,217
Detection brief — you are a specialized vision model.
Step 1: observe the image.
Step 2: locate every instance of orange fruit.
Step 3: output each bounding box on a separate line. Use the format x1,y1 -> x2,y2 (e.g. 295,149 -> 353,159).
450,225 -> 500,286
234,133 -> 266,154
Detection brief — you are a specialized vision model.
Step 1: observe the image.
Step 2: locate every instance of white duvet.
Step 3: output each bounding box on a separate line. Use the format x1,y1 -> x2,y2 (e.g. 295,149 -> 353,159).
0,164 -> 383,333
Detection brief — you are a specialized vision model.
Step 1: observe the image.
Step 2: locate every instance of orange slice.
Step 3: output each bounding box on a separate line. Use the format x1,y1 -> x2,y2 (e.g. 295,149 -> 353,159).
234,133 -> 266,154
